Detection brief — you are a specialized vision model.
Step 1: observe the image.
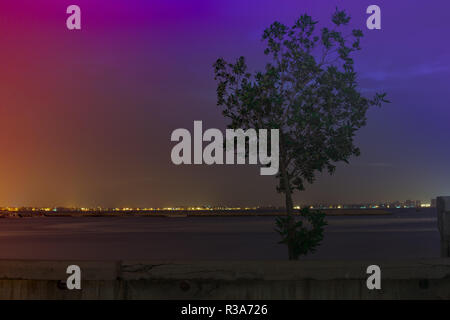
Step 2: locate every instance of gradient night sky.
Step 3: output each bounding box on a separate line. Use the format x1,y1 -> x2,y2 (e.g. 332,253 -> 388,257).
0,0 -> 449,207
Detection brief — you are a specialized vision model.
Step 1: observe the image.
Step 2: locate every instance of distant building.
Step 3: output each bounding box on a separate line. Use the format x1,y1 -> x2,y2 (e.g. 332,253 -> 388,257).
431,198 -> 437,208
391,201 -> 401,208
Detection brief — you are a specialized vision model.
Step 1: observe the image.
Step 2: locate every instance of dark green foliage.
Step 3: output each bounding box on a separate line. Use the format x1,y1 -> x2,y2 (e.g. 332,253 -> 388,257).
275,208 -> 327,259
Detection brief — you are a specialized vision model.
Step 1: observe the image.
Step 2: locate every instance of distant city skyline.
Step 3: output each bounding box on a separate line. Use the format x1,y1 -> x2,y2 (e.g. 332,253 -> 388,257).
0,198 -> 437,211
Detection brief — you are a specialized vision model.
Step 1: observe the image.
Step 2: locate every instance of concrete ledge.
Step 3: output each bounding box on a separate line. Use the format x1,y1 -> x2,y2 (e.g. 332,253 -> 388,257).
0,260 -> 119,280
1,259 -> 450,299
120,260 -> 450,281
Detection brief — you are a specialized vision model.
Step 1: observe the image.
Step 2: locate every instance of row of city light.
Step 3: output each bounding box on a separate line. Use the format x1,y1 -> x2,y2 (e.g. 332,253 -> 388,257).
0,206 -> 260,212
0,204 -> 432,212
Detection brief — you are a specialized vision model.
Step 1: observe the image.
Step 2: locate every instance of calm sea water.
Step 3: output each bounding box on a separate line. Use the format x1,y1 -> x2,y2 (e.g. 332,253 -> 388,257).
0,208 -> 439,260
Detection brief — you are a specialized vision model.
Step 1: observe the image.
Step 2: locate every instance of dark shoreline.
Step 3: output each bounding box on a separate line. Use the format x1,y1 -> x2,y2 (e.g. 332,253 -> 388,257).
0,208 -> 393,218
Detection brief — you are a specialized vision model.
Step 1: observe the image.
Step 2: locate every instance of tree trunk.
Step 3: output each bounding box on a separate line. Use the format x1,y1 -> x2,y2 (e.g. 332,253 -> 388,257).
284,186 -> 296,260
279,152 -> 296,260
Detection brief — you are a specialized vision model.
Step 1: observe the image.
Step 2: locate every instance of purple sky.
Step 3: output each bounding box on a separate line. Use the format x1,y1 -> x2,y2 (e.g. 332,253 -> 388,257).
0,0 -> 449,207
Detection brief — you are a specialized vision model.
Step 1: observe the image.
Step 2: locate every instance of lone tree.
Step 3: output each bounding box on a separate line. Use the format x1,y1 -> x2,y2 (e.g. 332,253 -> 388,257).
213,9 -> 388,260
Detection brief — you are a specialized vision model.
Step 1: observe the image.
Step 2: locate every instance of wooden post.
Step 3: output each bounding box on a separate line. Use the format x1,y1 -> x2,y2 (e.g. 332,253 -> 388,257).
437,196 -> 450,257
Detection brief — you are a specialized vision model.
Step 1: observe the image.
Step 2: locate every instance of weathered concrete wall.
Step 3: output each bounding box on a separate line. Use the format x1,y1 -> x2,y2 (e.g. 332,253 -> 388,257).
1,259 -> 450,299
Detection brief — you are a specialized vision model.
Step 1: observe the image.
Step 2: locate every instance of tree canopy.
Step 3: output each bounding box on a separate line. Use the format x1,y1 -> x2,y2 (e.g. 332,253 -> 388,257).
213,8 -> 388,259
